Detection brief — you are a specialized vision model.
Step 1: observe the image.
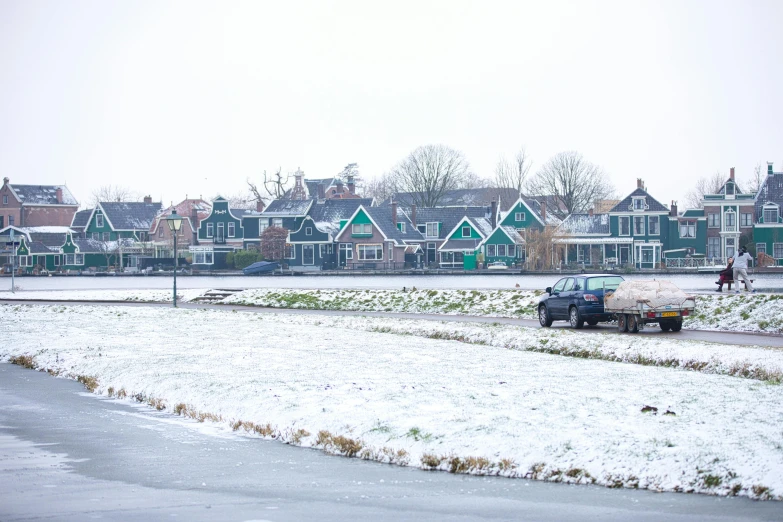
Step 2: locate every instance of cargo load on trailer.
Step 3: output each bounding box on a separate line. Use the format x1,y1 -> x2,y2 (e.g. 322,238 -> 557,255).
604,280 -> 696,333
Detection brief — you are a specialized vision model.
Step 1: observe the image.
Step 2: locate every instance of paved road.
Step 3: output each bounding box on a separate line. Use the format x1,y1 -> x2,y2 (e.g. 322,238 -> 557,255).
3,298 -> 782,348
2,363 -> 781,522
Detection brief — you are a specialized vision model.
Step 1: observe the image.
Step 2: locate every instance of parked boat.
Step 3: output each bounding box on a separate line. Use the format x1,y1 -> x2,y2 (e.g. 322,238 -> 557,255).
242,261 -> 280,275
487,261 -> 509,270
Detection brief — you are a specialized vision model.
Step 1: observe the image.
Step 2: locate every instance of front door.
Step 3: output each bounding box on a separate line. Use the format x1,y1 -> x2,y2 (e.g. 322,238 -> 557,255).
303,244 -> 314,265
619,245 -> 630,265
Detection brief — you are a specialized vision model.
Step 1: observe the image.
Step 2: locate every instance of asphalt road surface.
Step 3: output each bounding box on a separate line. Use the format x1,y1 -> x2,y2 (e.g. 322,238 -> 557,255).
2,364 -> 782,521
3,299 -> 782,348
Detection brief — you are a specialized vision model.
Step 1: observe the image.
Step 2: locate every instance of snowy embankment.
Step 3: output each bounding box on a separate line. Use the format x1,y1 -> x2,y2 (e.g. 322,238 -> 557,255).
2,287 -> 783,334
2,303 -> 782,500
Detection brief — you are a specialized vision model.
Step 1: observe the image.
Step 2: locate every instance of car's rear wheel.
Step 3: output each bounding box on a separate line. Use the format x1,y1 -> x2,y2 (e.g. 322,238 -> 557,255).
569,306 -> 584,329
671,320 -> 683,332
539,305 -> 553,327
627,314 -> 639,333
617,314 -> 628,332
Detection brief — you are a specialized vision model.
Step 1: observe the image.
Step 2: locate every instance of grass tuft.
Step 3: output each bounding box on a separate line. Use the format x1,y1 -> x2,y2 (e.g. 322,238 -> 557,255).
10,355 -> 36,369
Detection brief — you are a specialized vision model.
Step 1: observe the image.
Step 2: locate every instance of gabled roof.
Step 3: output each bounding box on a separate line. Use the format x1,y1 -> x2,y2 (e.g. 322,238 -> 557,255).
364,206 -> 424,244
414,206 -> 495,240
755,166 -> 783,220
27,240 -> 54,254
502,196 -> 562,226
9,184 -> 78,206
609,188 -> 669,213
19,226 -> 73,247
478,226 -> 525,248
557,214 -> 610,236
71,209 -> 92,229
150,199 -> 212,234
442,215 -> 493,246
263,199 -> 313,217
73,237 -> 136,253
99,202 -> 162,231
681,209 -> 705,218
382,187 -> 517,212
307,198 -> 373,236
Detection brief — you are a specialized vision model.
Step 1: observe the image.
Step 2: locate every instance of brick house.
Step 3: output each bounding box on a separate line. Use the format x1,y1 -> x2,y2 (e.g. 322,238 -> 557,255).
0,177 -> 79,228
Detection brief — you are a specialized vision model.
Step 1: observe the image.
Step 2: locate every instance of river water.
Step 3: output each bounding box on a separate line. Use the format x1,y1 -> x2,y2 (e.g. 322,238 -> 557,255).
4,271 -> 783,292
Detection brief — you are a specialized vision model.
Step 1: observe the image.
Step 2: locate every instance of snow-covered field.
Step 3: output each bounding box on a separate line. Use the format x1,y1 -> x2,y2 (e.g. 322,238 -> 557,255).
2,303 -> 782,500
1,287 -> 782,333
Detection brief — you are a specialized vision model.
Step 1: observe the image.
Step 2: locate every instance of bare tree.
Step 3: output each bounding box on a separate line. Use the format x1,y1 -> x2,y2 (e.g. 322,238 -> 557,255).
364,173 -> 396,203
525,226 -> 564,271
223,191 -> 256,210
90,185 -> 139,207
744,163 -> 765,196
92,239 -> 119,270
524,151 -> 614,220
385,145 -> 472,208
494,148 -> 532,195
684,171 -> 726,209
260,226 -> 289,264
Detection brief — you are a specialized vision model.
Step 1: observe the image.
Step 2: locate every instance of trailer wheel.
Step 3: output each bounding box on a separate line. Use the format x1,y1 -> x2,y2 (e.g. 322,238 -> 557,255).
660,321 -> 671,332
586,319 -> 598,326
617,314 -> 628,332
627,314 -> 639,333
670,320 -> 683,332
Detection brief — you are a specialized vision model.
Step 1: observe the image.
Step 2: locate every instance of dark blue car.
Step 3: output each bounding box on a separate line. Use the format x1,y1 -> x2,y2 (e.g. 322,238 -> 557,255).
538,274 -> 625,328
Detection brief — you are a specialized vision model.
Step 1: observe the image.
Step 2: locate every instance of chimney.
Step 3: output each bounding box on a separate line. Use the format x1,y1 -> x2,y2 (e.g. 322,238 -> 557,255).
670,200 -> 678,217
347,175 -> 355,195
411,204 -> 417,228
588,207 -> 593,217
55,187 -> 63,203
318,183 -> 326,201
769,162 -> 775,176
637,178 -> 643,190
490,200 -> 497,229
391,201 -> 398,227
256,199 -> 265,212
144,195 -> 152,204
730,167 -> 735,180
540,200 -> 547,223
335,180 -> 344,194
2,177 -> 8,186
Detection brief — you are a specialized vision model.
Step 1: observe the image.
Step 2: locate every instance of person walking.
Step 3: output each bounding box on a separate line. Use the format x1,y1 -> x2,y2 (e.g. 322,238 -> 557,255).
715,257 -> 733,292
732,246 -> 755,293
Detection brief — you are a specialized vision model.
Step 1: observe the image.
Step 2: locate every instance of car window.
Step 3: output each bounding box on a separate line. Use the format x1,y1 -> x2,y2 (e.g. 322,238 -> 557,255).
562,278 -> 575,292
573,277 -> 585,291
585,276 -> 625,291
552,278 -> 567,293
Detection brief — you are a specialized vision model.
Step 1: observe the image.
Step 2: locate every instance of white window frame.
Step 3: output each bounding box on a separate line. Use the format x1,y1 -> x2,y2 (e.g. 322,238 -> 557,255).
707,237 -> 721,258
18,255 -> 32,267
96,214 -> 104,228
648,215 -> 659,235
708,213 -> 720,228
352,223 -> 371,235
723,209 -> 736,231
206,223 -> 214,238
389,242 -> 394,261
763,205 -> 778,224
259,218 -> 269,233
497,244 -> 507,257
158,227 -> 164,238
217,222 -> 224,239
272,218 -> 283,227
619,216 -> 630,236
397,222 -> 406,233
228,222 -> 235,238
417,224 -> 426,234
487,245 -> 496,257
679,220 -> 696,239
514,212 -> 525,222
339,243 -> 353,260
75,254 -> 84,265
194,251 -> 214,264
756,243 -> 767,256
103,232 -> 110,241
357,244 -> 383,261
285,243 -> 296,259
633,216 -> 645,236
92,232 -> 100,240
426,222 -> 438,238
53,255 -> 60,266
508,245 -> 516,258
632,197 -> 647,211
774,243 -> 783,259
305,227 -> 312,236
2,195 -> 7,205
8,215 -> 14,226
461,226 -> 471,238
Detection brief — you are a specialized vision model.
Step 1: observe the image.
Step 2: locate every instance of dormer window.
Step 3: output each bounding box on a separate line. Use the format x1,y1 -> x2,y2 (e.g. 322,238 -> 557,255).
632,197 -> 647,211
96,214 -> 104,228
515,212 -> 525,222
725,182 -> 735,196
763,204 -> 779,224
462,226 -> 471,238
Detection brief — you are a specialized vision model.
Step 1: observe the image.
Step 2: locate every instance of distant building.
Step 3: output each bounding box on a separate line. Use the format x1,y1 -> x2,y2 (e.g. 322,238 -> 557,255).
0,177 -> 79,228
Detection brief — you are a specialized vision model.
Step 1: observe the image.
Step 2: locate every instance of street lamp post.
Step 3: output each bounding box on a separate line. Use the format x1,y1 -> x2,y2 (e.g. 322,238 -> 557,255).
165,210 -> 183,308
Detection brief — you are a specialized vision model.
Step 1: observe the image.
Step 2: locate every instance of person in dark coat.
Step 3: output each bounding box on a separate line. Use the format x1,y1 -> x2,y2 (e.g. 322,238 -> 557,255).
715,257 -> 734,292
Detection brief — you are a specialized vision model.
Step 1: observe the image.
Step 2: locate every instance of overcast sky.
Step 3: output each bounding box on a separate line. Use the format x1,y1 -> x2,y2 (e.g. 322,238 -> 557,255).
1,0 -> 782,209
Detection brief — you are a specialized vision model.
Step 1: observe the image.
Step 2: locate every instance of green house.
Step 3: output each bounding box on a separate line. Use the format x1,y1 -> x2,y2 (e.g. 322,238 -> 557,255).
478,226 -> 525,267
83,200 -> 161,241
754,163 -> 783,264
438,216 -> 493,269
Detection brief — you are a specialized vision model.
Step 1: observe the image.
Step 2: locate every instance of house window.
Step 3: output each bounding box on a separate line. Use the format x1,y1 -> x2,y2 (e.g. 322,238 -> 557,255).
679,220 -> 695,238
633,216 -> 645,235
352,223 -> 372,235
305,227 -> 312,236
96,214 -> 104,228
18,255 -> 32,267
725,237 -> 736,259
756,243 -> 766,256
724,210 -> 736,231
763,207 -> 778,224
508,245 -> 516,258
228,222 -> 235,237
632,197 -> 646,210
426,222 -> 438,238
741,213 -> 753,227
158,227 -> 164,238
2,195 -> 7,205
707,237 -> 720,258
8,215 -> 14,226
53,255 -> 60,266
103,232 -> 110,241
641,247 -> 654,264
648,216 -> 659,235
357,244 -> 383,260
259,218 -> 269,233
65,254 -> 74,265
725,182 -> 735,195
515,212 -> 525,222
497,244 -> 507,257
217,223 -> 224,240
708,213 -> 719,228
417,224 -> 426,234
619,216 -> 630,236
775,243 -> 783,259
339,243 -> 353,259
193,251 -> 214,264
272,218 -> 283,227
487,245 -> 496,257
462,226 -> 471,238
389,243 -> 394,261
92,232 -> 100,240
397,222 -> 406,233
285,244 -> 295,259
206,223 -> 214,238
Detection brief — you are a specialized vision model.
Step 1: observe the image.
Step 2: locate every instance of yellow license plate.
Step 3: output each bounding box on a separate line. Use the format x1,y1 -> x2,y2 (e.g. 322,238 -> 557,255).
661,311 -> 678,317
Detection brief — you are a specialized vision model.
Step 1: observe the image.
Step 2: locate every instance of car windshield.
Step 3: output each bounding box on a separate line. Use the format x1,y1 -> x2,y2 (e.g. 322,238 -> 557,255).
585,276 -> 624,291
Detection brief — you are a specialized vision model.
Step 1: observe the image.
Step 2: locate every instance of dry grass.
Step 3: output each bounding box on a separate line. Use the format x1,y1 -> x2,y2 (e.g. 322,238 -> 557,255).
314,430 -> 364,457
76,375 -> 99,392
421,453 -> 445,469
147,397 -> 166,411
9,355 -> 36,369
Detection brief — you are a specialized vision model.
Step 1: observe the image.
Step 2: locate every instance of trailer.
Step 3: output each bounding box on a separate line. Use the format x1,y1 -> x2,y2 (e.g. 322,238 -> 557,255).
604,280 -> 696,333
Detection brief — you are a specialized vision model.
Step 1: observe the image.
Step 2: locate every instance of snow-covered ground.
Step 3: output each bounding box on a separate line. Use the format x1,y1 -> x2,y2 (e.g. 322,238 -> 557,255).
2,303 -> 782,500
2,287 -> 782,333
